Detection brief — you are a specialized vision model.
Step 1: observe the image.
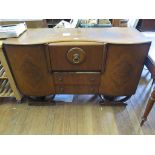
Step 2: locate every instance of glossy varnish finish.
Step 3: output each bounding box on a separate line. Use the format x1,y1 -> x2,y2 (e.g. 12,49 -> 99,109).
4,44 -> 55,96
49,44 -> 104,71
3,28 -> 150,45
3,42 -> 151,96
99,43 -> 151,96
2,28 -> 151,97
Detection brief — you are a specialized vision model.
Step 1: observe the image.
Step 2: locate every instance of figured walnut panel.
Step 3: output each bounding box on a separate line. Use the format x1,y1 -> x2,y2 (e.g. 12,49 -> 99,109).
4,44 -> 55,96
99,43 -> 151,96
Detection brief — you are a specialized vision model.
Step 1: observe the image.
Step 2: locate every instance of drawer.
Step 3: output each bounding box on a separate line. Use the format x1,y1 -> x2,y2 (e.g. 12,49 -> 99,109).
55,85 -> 99,94
53,72 -> 101,85
48,43 -> 105,71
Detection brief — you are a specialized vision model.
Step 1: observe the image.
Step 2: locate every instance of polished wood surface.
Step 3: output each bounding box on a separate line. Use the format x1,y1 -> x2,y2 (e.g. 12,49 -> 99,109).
49,43 -> 104,71
0,69 -> 154,134
3,42 -> 151,97
100,43 -> 151,96
54,72 -> 100,94
4,44 -> 55,96
2,28 -> 151,99
3,28 -> 151,45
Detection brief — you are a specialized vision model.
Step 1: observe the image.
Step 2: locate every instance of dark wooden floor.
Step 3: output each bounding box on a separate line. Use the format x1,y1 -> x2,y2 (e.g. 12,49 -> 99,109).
0,68 -> 154,135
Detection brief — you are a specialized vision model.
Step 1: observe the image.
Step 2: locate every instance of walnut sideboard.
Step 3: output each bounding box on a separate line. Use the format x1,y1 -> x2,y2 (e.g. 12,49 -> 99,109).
2,28 -> 151,104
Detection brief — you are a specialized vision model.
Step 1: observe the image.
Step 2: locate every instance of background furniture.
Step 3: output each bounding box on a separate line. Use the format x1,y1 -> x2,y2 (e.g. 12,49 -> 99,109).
140,32 -> 155,125
53,19 -> 79,28
136,19 -> 155,32
46,19 -> 71,28
78,19 -> 112,28
112,19 -> 128,27
0,19 -> 48,28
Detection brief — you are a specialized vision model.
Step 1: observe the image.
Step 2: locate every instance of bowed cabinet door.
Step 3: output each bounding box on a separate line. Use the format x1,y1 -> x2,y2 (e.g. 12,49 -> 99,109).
3,44 -> 55,96
99,43 -> 151,96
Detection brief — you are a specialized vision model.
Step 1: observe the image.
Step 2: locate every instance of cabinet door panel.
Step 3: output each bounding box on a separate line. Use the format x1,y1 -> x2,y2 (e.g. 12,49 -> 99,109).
99,43 -> 151,96
4,44 -> 55,96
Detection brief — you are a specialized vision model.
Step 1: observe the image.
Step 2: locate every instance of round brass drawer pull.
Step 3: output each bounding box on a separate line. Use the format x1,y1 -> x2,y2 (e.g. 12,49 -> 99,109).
72,53 -> 80,64
67,47 -> 86,64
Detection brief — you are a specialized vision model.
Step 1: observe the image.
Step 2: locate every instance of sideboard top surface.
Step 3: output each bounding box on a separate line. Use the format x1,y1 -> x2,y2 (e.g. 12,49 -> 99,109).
3,27 -> 151,45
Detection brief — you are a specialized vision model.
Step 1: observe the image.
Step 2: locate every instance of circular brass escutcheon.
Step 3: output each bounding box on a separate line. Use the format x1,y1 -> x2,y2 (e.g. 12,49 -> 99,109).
67,47 -> 86,64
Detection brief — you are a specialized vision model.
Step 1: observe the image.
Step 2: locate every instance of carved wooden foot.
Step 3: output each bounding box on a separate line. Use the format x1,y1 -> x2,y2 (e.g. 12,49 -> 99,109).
140,88 -> 155,126
99,94 -> 130,106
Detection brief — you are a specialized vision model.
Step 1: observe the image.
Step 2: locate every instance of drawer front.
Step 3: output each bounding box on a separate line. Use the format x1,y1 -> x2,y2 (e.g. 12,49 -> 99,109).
48,44 -> 105,71
53,72 -> 101,85
55,85 -> 99,94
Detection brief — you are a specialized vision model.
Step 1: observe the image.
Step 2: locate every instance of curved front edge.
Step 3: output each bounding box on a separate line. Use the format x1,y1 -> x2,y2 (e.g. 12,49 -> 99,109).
3,44 -> 55,96
99,42 -> 151,96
